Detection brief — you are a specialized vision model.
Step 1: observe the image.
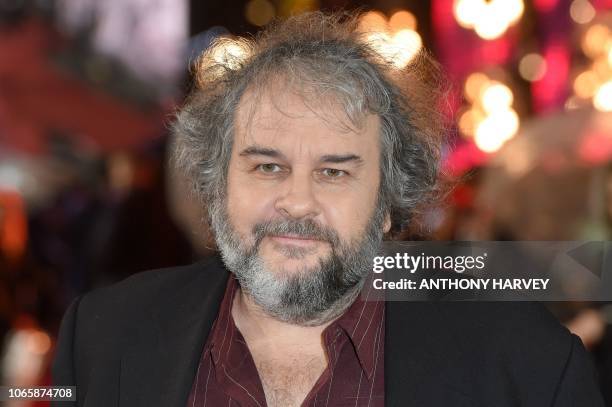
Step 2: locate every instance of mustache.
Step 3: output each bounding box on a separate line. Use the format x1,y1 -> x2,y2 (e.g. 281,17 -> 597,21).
252,218 -> 341,247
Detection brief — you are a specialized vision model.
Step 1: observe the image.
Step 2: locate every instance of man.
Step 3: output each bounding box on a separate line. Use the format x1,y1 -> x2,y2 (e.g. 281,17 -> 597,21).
53,12 -> 604,407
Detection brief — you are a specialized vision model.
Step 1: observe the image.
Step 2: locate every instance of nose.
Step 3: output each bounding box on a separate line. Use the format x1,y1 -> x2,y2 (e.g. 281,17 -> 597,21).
274,171 -> 321,220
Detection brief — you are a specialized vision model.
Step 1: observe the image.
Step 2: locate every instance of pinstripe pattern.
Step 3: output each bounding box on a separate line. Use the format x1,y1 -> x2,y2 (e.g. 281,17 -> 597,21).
187,277 -> 384,406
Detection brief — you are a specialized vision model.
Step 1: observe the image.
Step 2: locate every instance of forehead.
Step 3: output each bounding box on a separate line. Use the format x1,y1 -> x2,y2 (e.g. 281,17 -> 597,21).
233,82 -> 380,153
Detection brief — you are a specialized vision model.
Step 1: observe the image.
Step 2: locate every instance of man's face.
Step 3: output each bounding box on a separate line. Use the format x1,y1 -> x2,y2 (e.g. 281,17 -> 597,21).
210,84 -> 390,324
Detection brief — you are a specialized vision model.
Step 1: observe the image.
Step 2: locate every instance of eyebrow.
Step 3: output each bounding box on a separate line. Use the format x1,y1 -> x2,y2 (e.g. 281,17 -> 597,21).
239,145 -> 363,165
319,154 -> 363,165
239,146 -> 286,160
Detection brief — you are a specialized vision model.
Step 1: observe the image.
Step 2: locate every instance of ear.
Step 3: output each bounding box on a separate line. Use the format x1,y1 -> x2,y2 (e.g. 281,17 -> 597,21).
383,212 -> 391,234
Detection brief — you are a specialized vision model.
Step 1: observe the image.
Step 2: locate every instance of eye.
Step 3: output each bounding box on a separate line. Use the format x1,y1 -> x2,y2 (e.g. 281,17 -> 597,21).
321,168 -> 347,178
256,163 -> 282,173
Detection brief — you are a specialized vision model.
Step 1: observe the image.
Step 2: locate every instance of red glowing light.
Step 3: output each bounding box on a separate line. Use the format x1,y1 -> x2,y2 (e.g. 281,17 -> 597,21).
533,0 -> 560,12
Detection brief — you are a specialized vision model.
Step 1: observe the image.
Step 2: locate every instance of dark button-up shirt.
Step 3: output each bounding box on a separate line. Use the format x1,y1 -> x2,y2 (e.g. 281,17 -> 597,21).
187,276 -> 384,406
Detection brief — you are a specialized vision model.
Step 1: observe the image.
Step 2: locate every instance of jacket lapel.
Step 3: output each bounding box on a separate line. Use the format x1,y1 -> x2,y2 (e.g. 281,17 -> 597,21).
119,256 -> 230,407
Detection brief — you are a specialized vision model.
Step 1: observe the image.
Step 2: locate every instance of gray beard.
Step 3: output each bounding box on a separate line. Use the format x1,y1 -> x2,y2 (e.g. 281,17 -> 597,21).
209,198 -> 385,326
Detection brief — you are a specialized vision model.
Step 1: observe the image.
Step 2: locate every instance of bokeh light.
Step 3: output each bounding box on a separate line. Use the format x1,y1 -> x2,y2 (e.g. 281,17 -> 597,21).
519,53 -> 548,82
453,0 -> 524,40
363,13 -> 422,70
574,70 -> 600,98
390,29 -> 422,68
474,11 -> 509,40
569,0 -> 596,25
464,72 -> 490,102
481,82 -> 514,114
492,0 -> 525,24
458,108 -> 485,137
474,109 -> 520,152
27,331 -> 51,355
245,0 -> 276,27
594,81 -> 612,111
358,10 -> 388,32
582,24 -> 611,59
461,73 -> 519,152
389,10 -> 417,32
453,0 -> 486,29
474,124 -> 508,152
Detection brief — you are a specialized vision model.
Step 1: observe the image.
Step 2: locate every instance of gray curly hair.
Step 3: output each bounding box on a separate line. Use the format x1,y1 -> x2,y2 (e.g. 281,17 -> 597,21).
171,11 -> 447,235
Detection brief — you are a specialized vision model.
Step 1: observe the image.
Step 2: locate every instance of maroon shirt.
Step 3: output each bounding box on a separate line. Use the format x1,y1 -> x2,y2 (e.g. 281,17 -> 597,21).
187,276 -> 385,406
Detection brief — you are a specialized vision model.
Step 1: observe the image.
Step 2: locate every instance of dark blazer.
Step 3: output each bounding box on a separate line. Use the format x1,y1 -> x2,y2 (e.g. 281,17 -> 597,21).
52,255 -> 605,407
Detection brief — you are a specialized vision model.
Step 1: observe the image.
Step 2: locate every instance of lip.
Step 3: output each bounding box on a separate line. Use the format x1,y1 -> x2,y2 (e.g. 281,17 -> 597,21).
268,235 -> 324,246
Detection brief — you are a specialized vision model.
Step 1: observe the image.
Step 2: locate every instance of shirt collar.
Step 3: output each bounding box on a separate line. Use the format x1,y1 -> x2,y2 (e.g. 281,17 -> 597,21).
208,275 -> 240,365
209,275 -> 385,380
327,283 -> 385,380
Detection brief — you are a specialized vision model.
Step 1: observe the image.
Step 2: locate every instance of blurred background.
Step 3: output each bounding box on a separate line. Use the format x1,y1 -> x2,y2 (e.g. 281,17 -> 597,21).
0,0 -> 611,405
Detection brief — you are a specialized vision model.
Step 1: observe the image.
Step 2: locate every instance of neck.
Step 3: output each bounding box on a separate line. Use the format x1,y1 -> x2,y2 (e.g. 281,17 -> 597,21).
231,287 -> 334,344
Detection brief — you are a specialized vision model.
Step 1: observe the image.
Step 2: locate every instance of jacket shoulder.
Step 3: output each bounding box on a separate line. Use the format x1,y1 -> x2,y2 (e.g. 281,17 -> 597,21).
71,255 -> 227,360
52,256 -> 229,405
386,301 -> 603,406
432,301 -> 574,378
79,256 -> 222,313
438,301 -> 570,345
435,302 -> 598,405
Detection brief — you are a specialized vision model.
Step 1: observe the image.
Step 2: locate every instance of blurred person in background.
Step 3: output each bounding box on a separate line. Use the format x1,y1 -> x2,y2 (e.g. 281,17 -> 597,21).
0,0 -> 193,395
52,12 -> 604,407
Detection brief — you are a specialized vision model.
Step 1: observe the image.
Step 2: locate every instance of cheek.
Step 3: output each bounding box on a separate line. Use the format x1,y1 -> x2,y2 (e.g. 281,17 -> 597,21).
319,183 -> 379,241
226,169 -> 274,236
